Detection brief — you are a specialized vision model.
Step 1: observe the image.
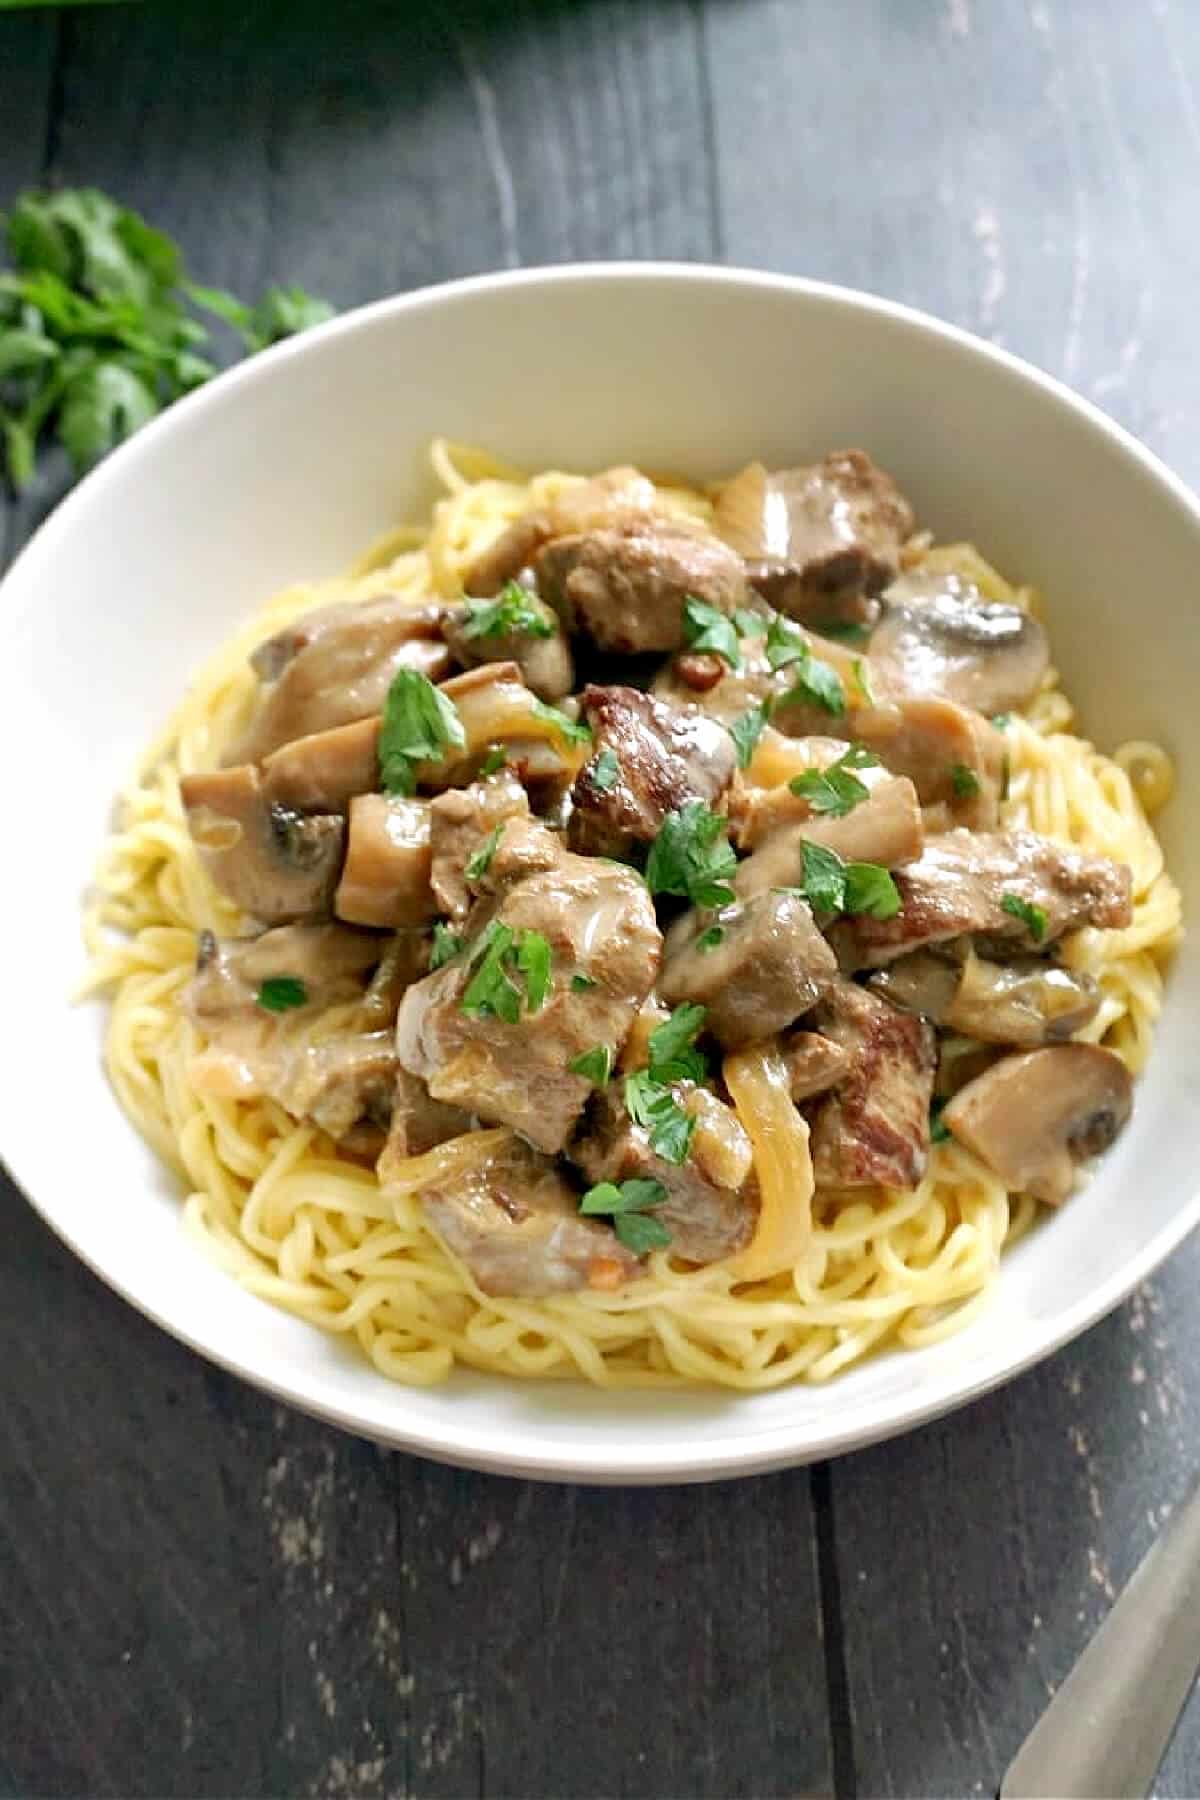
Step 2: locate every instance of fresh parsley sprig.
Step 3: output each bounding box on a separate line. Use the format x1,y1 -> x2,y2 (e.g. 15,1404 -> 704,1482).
256,976 -> 308,1013
764,615 -> 847,716
579,1177 -> 671,1254
797,840 -> 902,920
378,669 -> 466,796
645,801 -> 737,908
0,187 -> 331,488
789,744 -> 879,818
683,595 -> 741,669
460,581 -> 553,641
1001,892 -> 1047,942
459,921 -> 555,1023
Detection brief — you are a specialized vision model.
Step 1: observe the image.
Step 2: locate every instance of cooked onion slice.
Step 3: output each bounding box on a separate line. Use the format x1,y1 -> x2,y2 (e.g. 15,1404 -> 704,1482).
724,1043 -> 814,1279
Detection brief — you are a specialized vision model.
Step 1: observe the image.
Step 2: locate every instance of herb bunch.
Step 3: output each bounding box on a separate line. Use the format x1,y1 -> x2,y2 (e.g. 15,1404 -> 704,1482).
0,187 -> 332,488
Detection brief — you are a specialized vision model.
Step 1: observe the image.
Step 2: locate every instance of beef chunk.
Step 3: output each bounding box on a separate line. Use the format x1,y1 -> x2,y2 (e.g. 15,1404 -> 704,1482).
659,890 -> 837,1048
536,526 -> 746,654
428,769 -> 531,920
809,980 -> 937,1190
396,821 -> 662,1154
568,684 -> 736,859
419,1132 -> 639,1296
714,451 -> 915,627
571,1085 -> 757,1264
833,829 -> 1134,969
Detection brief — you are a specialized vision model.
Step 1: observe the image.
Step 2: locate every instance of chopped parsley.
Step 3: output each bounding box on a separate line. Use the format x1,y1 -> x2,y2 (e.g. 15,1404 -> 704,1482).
645,801 -> 737,908
460,922 -> 521,1024
578,1177 -> 671,1254
516,929 -> 552,1012
460,580 -> 553,640
765,615 -> 809,671
256,976 -> 307,1013
625,1069 -> 695,1165
647,1003 -> 709,1083
798,840 -> 902,920
379,669 -> 466,796
569,1044 -> 613,1086
852,656 -> 877,707
683,595 -> 741,669
782,655 -> 846,717
696,924 -> 725,953
590,746 -> 621,792
532,698 -> 592,748
430,922 -> 465,969
930,1098 -> 952,1144
464,824 -> 502,881
460,922 -> 553,1022
1001,893 -> 1047,942
477,745 -> 508,777
734,607 -> 768,637
729,701 -> 770,769
991,712 -> 1012,730
570,972 -> 598,992
789,744 -> 879,817
951,762 -> 981,799
813,619 -> 871,644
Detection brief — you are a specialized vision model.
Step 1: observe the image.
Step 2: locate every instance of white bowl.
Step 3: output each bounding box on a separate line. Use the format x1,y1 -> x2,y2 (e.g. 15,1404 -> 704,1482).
1,265 -> 1195,1484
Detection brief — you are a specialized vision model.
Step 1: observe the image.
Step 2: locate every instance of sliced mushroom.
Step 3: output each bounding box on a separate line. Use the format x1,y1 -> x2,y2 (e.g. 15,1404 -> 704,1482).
942,1043 -> 1133,1203
734,773 -> 924,898
872,570 -> 1049,716
261,716 -> 382,812
181,765 -> 345,924
870,946 -> 1102,1046
186,922 -> 382,1021
334,794 -> 436,929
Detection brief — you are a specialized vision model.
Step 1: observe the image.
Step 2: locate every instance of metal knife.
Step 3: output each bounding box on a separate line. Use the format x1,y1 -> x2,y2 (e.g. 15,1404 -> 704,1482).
1001,1474 -> 1200,1798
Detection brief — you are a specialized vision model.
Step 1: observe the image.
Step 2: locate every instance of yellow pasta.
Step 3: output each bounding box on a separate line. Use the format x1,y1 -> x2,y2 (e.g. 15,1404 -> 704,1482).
81,442 -> 1182,1390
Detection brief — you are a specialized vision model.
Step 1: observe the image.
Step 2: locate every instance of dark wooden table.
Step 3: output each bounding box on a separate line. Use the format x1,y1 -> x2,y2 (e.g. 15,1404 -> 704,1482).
3,3 -> 1199,1794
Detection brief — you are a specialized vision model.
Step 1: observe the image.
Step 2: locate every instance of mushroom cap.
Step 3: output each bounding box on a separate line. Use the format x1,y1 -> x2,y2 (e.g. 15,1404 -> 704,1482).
181,764 -> 345,924
943,1042 -> 1133,1204
872,571 -> 1049,717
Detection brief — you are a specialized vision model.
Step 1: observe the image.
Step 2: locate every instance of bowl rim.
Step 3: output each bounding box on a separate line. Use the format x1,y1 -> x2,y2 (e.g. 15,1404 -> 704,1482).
3,259 -> 1197,1483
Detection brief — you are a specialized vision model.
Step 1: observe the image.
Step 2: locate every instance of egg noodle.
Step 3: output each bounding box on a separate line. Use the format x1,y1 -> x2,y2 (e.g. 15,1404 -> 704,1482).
81,443 -> 1182,1389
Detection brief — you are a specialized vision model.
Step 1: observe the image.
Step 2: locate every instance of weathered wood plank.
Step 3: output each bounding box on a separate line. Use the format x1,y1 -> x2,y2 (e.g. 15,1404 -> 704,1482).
705,0 -> 1200,1792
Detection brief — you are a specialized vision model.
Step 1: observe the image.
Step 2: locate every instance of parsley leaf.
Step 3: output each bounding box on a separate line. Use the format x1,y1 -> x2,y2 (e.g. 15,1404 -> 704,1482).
569,1044 -> 613,1086
1001,892 -> 1047,942
843,861 -> 902,920
765,615 -> 809,671
696,925 -> 725,952
951,762 -> 981,799
851,656 -> 877,707
624,1070 -> 695,1165
1,187 -> 332,490
430,922 -> 465,970
683,595 -> 741,669
570,972 -> 598,992
813,619 -> 871,644
590,746 -> 621,792
461,580 -> 553,640
256,975 -> 307,1013
782,655 -> 847,717
645,801 -> 737,909
378,669 -> 466,796
578,1177 -> 671,1253
477,745 -> 508,777
798,840 -> 849,914
532,698 -> 592,748
460,922 -> 521,1024
991,712 -> 1012,730
930,1098 -> 952,1144
516,929 -> 552,1012
734,608 -> 768,637
729,701 -> 770,769
647,1003 -> 707,1076
465,825 -> 502,881
798,840 -> 901,920
789,746 -> 877,817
